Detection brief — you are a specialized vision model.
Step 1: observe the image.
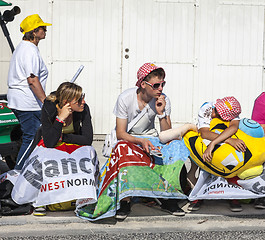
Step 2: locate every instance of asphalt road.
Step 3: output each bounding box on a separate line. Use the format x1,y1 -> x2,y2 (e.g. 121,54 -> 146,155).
1,231 -> 265,240
1,227 -> 265,239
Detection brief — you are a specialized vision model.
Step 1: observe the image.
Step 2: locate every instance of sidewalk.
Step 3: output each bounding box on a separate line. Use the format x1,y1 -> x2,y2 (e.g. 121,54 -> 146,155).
1,141 -> 265,233
1,199 -> 265,237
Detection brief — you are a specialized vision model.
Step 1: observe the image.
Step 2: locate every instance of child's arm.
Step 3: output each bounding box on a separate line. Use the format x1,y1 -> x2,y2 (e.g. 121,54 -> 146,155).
200,120 -> 246,162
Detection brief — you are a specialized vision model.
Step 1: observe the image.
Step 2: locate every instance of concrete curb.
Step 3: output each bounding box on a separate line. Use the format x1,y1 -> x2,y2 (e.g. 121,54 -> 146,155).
1,200 -> 265,227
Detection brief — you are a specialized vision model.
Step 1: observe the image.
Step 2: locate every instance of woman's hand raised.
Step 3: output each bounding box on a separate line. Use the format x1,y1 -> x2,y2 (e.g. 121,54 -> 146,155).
57,103 -> 72,121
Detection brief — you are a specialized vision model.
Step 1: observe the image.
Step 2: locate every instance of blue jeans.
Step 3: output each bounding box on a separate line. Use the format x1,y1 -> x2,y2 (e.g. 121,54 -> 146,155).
12,109 -> 41,170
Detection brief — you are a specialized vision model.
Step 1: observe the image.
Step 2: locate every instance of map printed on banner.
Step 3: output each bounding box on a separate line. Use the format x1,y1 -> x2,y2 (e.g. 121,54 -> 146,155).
76,137 -> 190,221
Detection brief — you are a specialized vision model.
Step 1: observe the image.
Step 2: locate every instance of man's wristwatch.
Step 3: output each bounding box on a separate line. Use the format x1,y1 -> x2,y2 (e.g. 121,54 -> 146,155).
157,112 -> 166,119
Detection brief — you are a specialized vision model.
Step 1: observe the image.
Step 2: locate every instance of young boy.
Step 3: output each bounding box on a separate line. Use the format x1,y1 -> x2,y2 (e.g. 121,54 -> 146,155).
198,97 -> 246,162
115,63 -> 171,152
114,63 -> 184,219
188,96 -> 246,212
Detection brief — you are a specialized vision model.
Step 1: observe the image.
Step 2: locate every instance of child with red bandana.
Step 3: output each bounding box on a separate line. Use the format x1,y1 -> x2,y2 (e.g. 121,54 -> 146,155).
188,96 -> 246,212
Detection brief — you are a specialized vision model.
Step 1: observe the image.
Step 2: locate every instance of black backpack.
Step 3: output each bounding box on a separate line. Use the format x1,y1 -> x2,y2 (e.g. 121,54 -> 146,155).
0,179 -> 32,216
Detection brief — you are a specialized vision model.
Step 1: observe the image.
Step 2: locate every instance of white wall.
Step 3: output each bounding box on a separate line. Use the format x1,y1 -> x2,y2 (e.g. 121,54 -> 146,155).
0,0 -> 264,134
193,0 -> 265,122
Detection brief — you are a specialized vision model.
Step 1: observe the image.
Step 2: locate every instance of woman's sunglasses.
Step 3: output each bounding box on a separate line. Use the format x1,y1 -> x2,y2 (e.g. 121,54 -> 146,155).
144,81 -> 166,89
73,93 -> 85,105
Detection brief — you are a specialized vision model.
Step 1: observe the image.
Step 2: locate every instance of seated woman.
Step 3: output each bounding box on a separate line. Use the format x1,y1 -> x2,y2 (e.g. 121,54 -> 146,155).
76,63 -> 195,221
41,82 -> 93,148
11,82 -> 99,216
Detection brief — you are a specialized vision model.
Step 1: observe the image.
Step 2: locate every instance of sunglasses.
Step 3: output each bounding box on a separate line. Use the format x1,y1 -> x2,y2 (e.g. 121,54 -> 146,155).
144,81 -> 166,89
73,93 -> 85,105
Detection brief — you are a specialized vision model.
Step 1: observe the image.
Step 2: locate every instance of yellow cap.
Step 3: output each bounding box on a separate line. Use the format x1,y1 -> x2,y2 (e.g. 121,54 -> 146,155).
20,14 -> 52,34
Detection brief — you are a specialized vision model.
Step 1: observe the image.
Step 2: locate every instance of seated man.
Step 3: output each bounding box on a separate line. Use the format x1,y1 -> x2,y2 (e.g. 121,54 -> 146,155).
76,63 -> 192,221
114,63 -> 186,219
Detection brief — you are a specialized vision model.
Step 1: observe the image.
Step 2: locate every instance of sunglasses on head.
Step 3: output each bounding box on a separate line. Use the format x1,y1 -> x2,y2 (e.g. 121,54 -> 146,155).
144,81 -> 166,89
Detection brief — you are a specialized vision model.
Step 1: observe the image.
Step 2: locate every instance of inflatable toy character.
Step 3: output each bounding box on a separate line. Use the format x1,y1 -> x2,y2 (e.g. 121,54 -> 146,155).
183,118 -> 265,179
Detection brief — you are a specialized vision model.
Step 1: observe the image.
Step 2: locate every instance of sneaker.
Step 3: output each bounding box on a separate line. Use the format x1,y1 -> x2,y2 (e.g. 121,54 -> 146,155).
187,200 -> 203,211
254,198 -> 265,209
33,206 -> 46,216
115,201 -> 131,220
160,199 -> 185,216
229,200 -> 242,212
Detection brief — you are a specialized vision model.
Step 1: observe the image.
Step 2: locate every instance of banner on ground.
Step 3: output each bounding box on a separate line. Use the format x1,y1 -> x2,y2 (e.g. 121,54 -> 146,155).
0,169 -> 20,185
189,169 -> 265,201
76,137 -> 190,221
11,144 -> 99,207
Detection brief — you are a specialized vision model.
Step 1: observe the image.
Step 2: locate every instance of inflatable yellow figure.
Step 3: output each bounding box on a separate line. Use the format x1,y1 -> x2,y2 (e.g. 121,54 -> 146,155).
183,118 -> 265,179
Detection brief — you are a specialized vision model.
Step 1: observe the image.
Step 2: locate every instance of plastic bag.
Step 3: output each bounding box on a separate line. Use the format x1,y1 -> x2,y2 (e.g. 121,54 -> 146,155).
102,129 -> 117,158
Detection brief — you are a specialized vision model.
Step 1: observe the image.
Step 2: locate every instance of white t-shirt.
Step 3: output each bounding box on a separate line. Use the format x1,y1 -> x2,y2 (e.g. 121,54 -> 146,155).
113,87 -> 171,134
197,101 -> 240,130
7,41 -> 48,111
